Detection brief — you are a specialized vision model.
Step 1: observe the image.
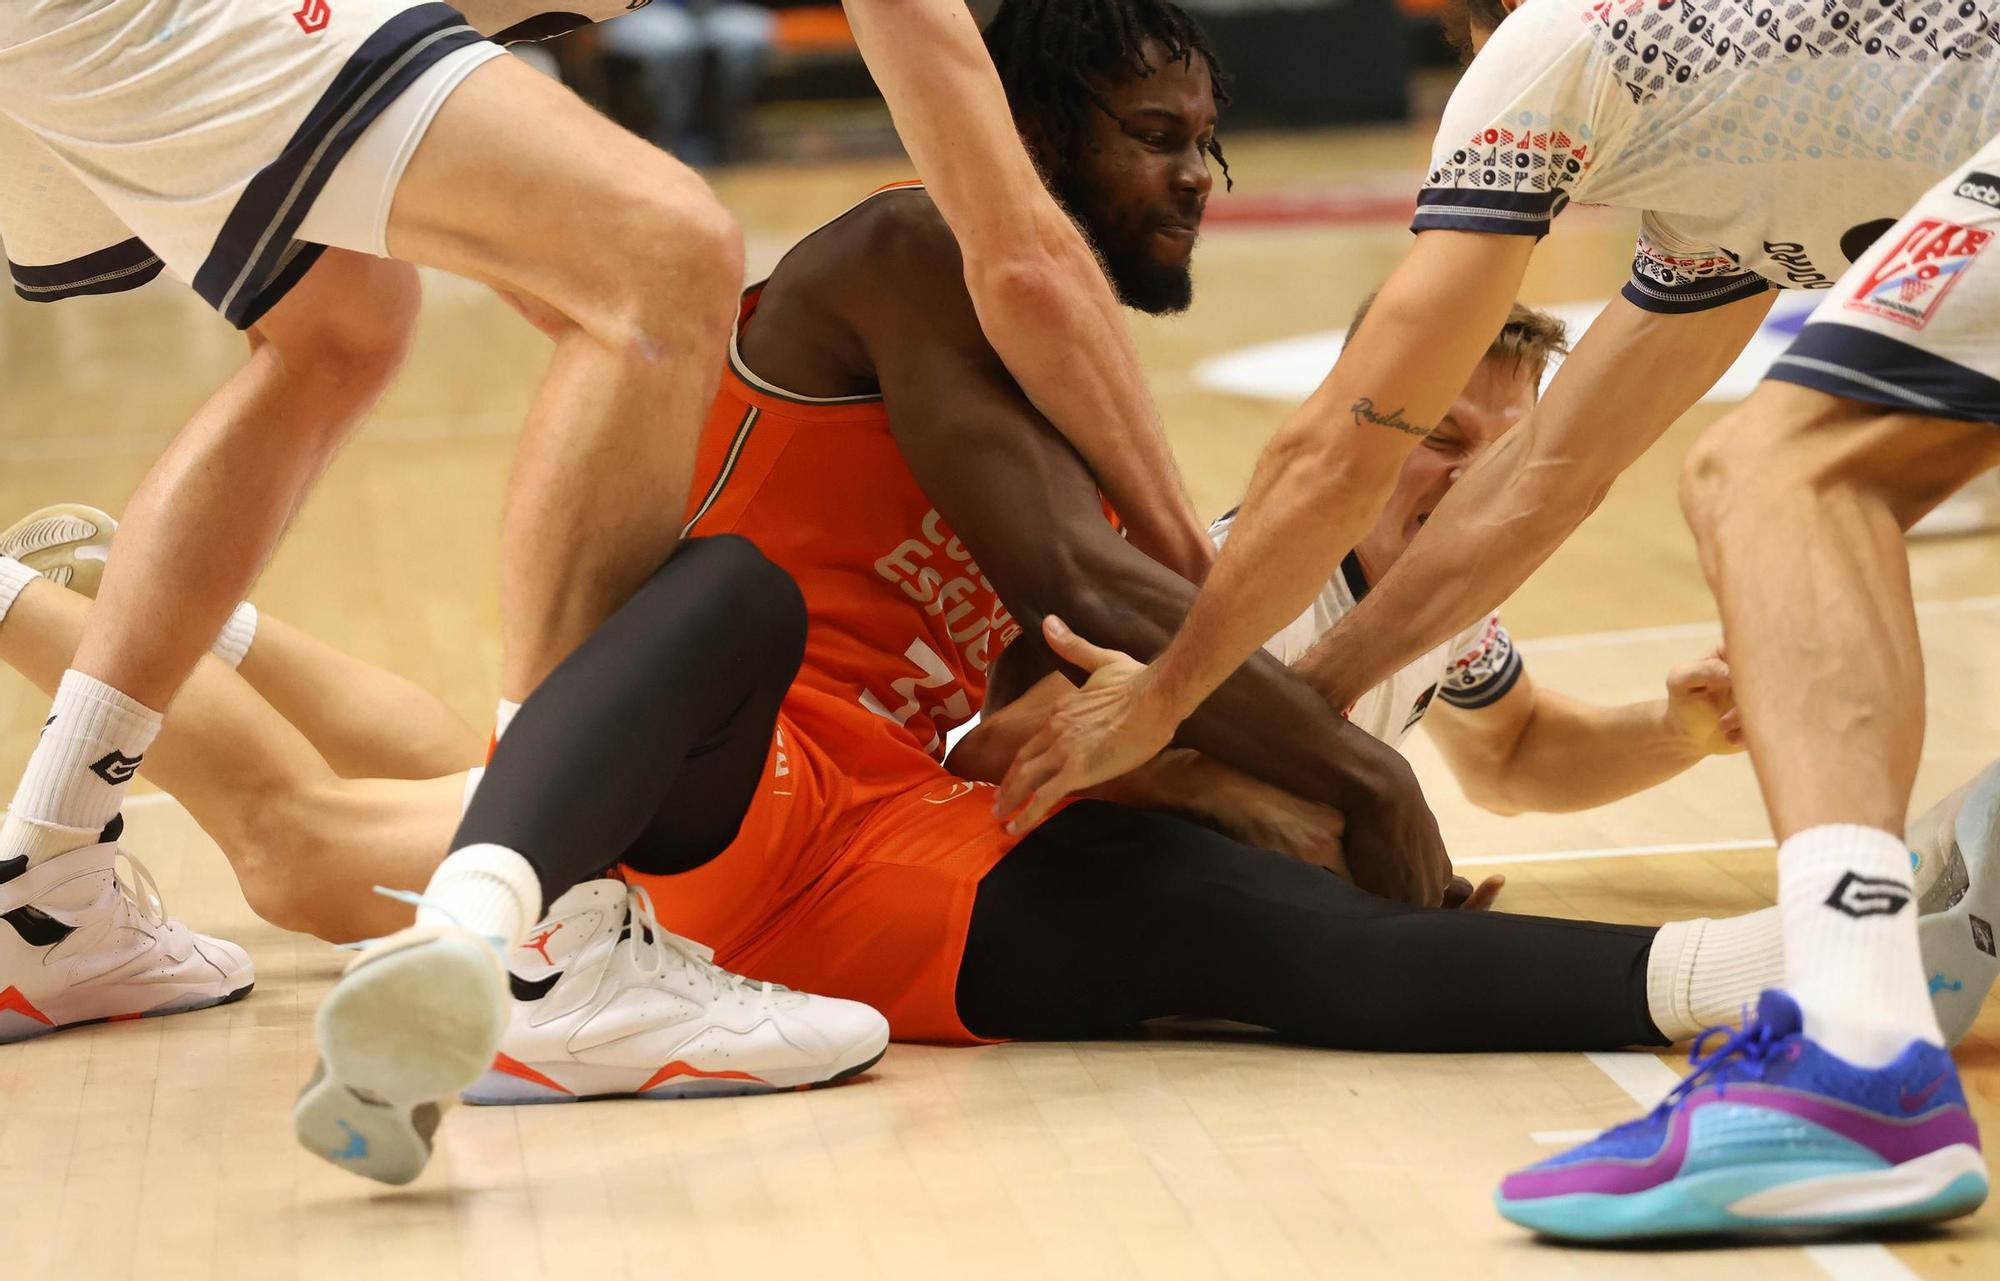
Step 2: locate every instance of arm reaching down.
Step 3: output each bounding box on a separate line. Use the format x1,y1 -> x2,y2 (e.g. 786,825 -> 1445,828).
1427,647 -> 1744,816
839,0 -> 1210,580
843,204 -> 1451,904
1297,291 -> 1774,709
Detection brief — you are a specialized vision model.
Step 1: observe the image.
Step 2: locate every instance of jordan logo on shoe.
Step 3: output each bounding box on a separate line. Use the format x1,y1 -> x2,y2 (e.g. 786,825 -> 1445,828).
89,750 -> 144,786
1898,1073 -> 1951,1114
332,1119 -> 369,1161
524,924 -> 563,965
1825,872 -> 1912,918
1972,914 -> 1996,958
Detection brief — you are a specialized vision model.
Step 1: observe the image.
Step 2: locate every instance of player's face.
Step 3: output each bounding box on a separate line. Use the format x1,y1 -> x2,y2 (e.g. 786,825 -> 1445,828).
1055,43 -> 1219,315
1354,353 -> 1536,577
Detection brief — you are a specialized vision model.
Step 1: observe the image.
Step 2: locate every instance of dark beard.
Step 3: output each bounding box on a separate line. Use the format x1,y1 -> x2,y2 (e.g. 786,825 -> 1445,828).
1053,171 -> 1196,317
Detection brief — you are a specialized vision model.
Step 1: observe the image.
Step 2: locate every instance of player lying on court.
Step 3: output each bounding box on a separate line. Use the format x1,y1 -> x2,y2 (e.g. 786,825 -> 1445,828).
5,0 -> 1996,1191
994,0 -> 2000,1238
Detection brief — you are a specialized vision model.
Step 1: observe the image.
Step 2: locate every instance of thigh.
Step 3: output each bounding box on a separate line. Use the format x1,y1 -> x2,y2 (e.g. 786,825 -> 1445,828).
1770,131 -> 2000,430
0,0 -> 494,328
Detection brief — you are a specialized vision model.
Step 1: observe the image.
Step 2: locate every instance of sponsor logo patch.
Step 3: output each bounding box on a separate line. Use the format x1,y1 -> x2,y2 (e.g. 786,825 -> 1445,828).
1954,172 -> 2000,211
1844,218 -> 1993,329
1825,871 -> 1912,919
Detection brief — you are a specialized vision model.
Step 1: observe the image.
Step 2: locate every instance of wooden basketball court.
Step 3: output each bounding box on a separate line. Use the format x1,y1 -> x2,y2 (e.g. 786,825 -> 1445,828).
0,119 -> 1994,1279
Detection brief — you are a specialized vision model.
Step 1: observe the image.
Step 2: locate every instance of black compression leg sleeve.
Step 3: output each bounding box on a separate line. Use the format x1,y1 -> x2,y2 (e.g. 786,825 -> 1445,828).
956,802 -> 1666,1052
452,534 -> 806,905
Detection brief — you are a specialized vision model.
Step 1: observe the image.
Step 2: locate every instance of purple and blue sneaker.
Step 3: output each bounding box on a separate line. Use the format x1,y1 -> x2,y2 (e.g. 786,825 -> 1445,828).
1497,991 -> 1987,1240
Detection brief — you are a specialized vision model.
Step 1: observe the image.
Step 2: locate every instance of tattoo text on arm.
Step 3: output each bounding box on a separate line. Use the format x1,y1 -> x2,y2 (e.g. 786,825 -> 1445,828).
1350,397 -> 1431,438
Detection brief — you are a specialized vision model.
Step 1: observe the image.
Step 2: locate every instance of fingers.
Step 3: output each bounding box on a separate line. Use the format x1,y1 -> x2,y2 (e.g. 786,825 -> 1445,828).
1670,656 -> 1731,696
993,724 -> 1061,817
1441,876 -> 1475,909
1718,707 -> 1746,749
1467,874 -> 1506,911
1042,614 -> 1129,674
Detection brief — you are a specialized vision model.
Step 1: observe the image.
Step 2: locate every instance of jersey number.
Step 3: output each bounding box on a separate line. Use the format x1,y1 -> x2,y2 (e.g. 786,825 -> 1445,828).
860,639 -> 972,756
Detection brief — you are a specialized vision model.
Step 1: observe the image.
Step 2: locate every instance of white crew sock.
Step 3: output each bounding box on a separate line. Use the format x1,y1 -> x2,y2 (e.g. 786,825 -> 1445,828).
1647,911 -> 1785,1042
0,670 -> 162,865
1780,823 -> 1944,1066
0,557 -> 37,627
418,842 -> 542,947
211,602 -> 259,669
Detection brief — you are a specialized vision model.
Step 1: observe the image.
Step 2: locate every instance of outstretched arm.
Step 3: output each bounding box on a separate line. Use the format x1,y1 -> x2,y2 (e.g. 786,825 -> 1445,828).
1297,291 -> 1773,708
839,0 -> 1210,581
842,211 -> 1450,904
1426,648 -> 1743,816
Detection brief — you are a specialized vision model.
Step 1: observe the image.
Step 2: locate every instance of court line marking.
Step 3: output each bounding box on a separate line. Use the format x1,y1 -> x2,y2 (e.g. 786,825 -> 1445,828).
1576,1053 -> 1918,1280
1521,593 -> 2000,654
1458,838 -> 1775,867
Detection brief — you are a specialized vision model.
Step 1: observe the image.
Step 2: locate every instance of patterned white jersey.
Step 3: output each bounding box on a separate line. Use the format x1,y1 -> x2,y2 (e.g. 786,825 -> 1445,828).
1416,0 -> 2000,312
1208,514 -> 1524,748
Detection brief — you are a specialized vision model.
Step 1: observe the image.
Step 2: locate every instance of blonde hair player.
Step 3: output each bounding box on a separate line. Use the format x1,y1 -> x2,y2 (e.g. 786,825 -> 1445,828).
994,0 -> 2000,1242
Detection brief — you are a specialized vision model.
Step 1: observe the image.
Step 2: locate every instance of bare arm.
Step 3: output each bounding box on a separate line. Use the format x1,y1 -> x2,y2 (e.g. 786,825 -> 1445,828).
844,211 -> 1450,903
1298,291 -> 1774,708
839,0 -> 1210,581
1426,649 -> 1742,815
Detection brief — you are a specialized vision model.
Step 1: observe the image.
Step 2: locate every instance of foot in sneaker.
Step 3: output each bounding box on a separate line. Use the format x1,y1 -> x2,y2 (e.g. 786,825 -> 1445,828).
463,879 -> 888,1105
0,504 -> 115,597
1915,759 -> 2000,1045
295,922 -> 509,1185
0,816 -> 253,1042
1496,991 -> 1987,1241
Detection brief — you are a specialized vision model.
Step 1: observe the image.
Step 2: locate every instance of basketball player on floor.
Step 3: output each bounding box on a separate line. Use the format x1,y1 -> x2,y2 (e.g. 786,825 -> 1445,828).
994,0 -> 1999,1239
0,1 -> 1204,1064
4,0 -> 1995,1190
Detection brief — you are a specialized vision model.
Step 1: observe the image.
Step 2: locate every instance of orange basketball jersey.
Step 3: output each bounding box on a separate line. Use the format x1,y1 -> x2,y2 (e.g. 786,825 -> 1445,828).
681,184 -> 1018,787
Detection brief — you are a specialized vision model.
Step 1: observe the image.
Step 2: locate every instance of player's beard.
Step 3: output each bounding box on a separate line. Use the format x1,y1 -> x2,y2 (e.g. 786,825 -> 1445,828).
1056,171 -> 1197,316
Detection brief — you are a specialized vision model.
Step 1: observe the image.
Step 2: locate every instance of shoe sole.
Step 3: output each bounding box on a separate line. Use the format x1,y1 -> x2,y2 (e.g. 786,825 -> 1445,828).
0,981 -> 254,1045
460,1039 -> 889,1106
1921,758 -> 2000,1044
0,504 -> 115,597
1497,1144 -> 1989,1241
294,931 -> 505,1185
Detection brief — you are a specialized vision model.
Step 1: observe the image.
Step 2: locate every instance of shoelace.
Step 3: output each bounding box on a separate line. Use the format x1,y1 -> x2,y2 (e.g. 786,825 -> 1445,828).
620,882 -> 779,1003
113,848 -> 167,929
1598,1010 -> 1795,1142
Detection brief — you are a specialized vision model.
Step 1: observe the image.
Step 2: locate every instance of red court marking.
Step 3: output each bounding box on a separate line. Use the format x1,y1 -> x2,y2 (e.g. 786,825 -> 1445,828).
0,986 -> 53,1026
491,1052 -> 573,1095
638,1061 -> 769,1092
110,1013 -> 143,1022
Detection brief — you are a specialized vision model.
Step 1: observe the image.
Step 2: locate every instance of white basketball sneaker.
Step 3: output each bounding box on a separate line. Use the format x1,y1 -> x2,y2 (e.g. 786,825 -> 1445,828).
1915,759 -> 2000,1045
295,921 -> 510,1186
0,503 -> 116,597
0,817 -> 253,1042
464,879 -> 889,1104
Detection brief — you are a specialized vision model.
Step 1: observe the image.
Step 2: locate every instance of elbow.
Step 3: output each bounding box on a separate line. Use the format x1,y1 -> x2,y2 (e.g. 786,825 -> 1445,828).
1463,779 -> 1527,818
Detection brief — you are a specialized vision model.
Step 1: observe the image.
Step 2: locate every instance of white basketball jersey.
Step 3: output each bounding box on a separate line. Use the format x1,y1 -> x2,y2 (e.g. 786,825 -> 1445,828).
1416,0 -> 2000,312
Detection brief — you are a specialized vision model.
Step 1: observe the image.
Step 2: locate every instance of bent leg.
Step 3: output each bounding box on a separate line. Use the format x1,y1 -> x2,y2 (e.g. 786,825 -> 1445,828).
453,535 -> 806,905
957,802 -> 1664,1051
1,576 -> 458,940
384,55 -> 743,696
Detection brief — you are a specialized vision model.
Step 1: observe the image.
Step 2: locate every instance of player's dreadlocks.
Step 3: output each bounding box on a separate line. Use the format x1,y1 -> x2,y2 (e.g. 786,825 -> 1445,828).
1442,0 -> 1510,62
984,0 -> 1232,190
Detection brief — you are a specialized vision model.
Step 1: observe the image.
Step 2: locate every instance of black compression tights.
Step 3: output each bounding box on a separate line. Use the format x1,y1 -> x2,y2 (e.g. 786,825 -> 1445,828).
456,538 -> 1665,1053
453,534 -> 806,905
957,801 -> 1667,1053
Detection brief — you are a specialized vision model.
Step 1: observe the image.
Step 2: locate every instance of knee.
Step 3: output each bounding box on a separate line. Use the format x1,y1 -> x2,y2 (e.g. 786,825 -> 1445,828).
1679,415 -> 1766,545
255,254 -> 421,412
707,533 -> 804,636
228,790 -> 351,940
597,173 -> 743,337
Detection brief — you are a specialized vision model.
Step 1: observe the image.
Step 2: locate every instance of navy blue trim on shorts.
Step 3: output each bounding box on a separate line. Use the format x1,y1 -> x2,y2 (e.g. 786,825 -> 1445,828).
1411,187 -> 1568,238
9,237 -> 164,303
192,3 -> 490,329
1766,324 -> 2000,425
1620,268 -> 1774,315
1438,636 -> 1523,711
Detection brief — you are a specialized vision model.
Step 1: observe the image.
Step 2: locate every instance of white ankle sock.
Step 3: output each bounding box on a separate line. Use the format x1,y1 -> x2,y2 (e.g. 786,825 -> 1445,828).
1647,911 -> 1785,1042
1780,823 -> 1944,1065
211,602 -> 258,669
0,671 -> 161,865
0,557 -> 36,627
494,698 -> 522,742
419,842 -> 542,947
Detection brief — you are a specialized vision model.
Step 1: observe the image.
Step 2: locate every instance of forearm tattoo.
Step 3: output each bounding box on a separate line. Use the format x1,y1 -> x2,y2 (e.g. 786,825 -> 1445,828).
1350,397 -> 1431,438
